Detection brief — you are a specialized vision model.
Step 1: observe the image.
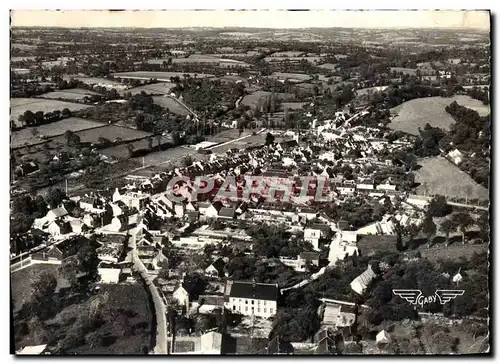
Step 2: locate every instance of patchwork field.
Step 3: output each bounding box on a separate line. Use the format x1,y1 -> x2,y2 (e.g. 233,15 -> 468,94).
11,117 -> 104,149
415,157 -> 489,200
152,96 -> 190,116
39,88 -> 100,101
10,98 -> 93,126
112,71 -> 215,81
390,95 -> 491,135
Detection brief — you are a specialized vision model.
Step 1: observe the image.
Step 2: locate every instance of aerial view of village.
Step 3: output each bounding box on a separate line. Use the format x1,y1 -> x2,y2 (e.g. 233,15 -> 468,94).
9,9 -> 491,356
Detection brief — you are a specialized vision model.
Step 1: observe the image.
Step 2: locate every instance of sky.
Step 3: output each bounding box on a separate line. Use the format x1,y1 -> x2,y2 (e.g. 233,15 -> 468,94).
10,10 -> 490,30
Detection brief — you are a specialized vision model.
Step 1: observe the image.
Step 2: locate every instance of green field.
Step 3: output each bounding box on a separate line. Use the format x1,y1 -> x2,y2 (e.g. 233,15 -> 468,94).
38,89 -> 99,101
10,98 -> 93,126
240,91 -> 295,108
11,117 -> 104,149
112,71 -> 215,81
415,157 -> 489,200
122,82 -> 175,96
152,96 -> 190,116
390,95 -> 490,135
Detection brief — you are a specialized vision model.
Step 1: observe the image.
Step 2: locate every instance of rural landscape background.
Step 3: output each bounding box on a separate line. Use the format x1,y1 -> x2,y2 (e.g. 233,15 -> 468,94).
10,10 -> 490,356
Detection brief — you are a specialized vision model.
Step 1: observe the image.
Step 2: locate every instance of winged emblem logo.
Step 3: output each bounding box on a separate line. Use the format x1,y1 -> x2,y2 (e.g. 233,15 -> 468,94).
392,289 -> 464,307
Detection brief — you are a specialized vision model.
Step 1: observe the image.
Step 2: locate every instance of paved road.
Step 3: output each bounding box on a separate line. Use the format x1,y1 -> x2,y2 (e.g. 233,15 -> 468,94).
410,194 -> 489,211
130,234 -> 169,355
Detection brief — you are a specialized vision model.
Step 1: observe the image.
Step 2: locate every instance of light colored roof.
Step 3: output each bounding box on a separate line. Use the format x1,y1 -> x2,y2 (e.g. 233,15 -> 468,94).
353,267 -> 377,287
49,207 -> 68,218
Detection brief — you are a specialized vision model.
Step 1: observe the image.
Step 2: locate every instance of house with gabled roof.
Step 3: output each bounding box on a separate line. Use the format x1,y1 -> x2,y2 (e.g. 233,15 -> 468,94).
46,206 -> 68,222
47,219 -> 72,237
350,264 -> 378,295
224,280 -> 279,318
205,257 -> 227,277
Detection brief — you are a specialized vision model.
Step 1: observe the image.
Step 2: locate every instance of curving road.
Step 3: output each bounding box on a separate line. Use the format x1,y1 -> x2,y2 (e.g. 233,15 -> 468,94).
130,234 -> 169,355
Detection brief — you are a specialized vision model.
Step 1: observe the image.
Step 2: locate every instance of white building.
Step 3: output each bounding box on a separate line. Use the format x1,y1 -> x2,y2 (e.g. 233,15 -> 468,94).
304,228 -> 322,250
224,281 -> 279,319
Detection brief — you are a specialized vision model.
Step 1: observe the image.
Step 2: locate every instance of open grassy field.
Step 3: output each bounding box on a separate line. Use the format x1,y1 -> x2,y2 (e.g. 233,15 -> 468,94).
123,82 -> 175,96
11,117 -> 104,149
240,91 -> 295,108
16,124 -> 153,163
11,56 -> 37,62
10,98 -> 93,126
152,96 -> 190,116
419,243 -> 488,262
415,157 -> 489,200
63,76 -> 124,87
356,85 -> 389,96
268,72 -> 312,82
39,88 -> 99,101
51,125 -> 153,145
112,71 -> 215,81
390,95 -> 491,135
317,63 -> 339,70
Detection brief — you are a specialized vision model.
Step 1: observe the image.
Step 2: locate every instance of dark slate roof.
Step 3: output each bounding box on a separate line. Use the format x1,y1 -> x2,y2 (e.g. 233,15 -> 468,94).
338,220 -> 350,231
212,200 -> 224,212
186,210 -> 200,219
199,295 -> 225,306
208,257 -> 226,273
300,251 -> 320,261
229,281 -> 279,301
340,305 -> 357,314
218,207 -> 236,218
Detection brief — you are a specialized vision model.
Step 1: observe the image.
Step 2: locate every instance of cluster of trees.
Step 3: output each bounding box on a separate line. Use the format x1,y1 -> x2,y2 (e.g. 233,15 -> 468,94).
10,188 -> 66,236
465,86 -> 489,105
15,108 -> 73,129
365,250 -> 489,327
413,123 -> 447,157
371,85 -> 444,110
443,101 -> 490,188
171,77 -> 244,120
225,254 -> 300,287
245,224 -> 314,258
10,82 -> 55,98
325,197 -> 391,230
270,289 -> 321,342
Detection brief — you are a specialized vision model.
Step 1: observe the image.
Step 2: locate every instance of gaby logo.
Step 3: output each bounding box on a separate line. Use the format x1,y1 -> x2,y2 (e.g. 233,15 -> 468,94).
392,289 -> 465,308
